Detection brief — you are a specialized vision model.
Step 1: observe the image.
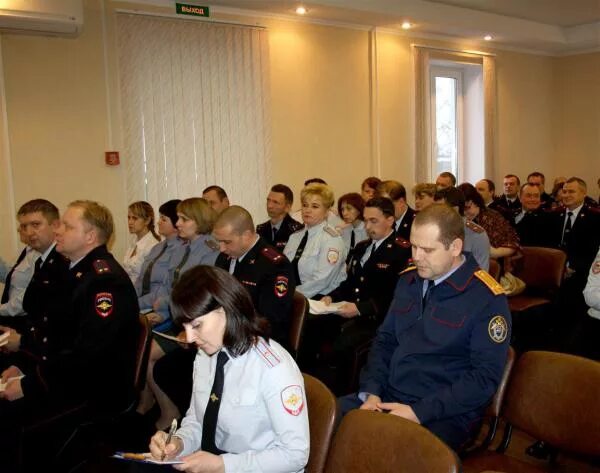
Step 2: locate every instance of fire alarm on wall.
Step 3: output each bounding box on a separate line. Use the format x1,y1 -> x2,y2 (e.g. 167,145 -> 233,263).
105,151 -> 120,166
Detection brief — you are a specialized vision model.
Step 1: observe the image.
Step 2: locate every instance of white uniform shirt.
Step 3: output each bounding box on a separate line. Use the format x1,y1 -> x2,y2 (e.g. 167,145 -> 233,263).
338,221 -> 368,253
123,231 -> 160,283
0,246 -> 39,317
283,221 -> 347,298
584,247 -> 600,320
176,339 -> 310,473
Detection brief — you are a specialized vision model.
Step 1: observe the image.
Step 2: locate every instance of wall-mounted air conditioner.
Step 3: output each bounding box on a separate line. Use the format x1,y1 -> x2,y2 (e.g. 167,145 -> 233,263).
0,0 -> 83,37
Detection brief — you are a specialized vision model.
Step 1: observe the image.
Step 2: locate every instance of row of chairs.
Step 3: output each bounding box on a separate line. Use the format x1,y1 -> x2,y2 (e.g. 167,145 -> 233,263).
304,350 -> 600,473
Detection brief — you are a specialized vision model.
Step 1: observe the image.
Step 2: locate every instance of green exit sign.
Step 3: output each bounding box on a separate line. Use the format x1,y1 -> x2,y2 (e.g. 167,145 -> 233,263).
176,3 -> 210,17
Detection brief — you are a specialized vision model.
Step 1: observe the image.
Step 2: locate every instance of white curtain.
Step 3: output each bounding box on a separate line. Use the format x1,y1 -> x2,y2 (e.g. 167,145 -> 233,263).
116,13 -> 271,220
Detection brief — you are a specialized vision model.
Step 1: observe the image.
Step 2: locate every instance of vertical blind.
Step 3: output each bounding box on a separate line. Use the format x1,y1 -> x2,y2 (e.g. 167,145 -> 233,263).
116,13 -> 271,220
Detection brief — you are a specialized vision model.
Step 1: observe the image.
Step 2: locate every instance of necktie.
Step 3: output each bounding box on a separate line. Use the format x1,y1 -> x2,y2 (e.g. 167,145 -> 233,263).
350,229 -> 356,250
361,242 -> 376,266
422,280 -> 435,309
271,226 -> 277,244
561,211 -> 573,246
1,247 -> 28,304
291,231 -> 308,285
141,242 -> 168,295
201,350 -> 229,454
172,245 -> 191,287
34,256 -> 43,274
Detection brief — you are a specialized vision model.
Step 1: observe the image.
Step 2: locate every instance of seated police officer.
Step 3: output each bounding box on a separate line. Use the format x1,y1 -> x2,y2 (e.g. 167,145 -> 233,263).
256,184 -> 304,253
339,204 -> 511,451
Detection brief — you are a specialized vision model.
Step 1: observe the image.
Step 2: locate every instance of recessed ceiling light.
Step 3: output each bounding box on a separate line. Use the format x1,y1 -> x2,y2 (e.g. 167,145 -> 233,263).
401,21 -> 412,30
484,35 -> 493,41
295,6 -> 307,15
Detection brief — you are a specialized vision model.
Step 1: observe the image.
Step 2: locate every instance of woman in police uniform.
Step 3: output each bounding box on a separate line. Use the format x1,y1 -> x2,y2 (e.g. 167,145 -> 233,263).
149,266 -> 309,473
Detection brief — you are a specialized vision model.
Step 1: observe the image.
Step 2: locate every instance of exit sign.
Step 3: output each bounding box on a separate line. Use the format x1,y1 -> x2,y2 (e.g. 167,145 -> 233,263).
176,3 -> 210,17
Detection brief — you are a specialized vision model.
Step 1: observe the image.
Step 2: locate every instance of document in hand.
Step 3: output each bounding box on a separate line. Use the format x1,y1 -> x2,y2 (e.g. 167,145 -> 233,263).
308,299 -> 346,315
113,452 -> 184,465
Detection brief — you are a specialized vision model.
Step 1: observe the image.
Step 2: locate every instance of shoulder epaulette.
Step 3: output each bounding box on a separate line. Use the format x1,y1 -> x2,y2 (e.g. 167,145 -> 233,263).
289,220 -> 304,231
92,259 -> 111,275
465,220 -> 485,234
256,222 -> 268,232
474,269 -> 505,296
255,339 -> 281,368
261,246 -> 285,264
399,265 -> 417,276
205,239 -> 219,251
324,225 -> 341,237
394,236 -> 411,248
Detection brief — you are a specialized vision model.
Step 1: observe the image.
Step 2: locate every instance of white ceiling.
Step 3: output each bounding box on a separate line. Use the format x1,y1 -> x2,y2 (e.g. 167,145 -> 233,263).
134,0 -> 600,55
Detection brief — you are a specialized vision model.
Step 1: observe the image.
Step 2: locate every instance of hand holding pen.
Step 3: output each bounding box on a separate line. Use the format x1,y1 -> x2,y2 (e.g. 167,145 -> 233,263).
162,418 -> 179,460
149,418 -> 181,461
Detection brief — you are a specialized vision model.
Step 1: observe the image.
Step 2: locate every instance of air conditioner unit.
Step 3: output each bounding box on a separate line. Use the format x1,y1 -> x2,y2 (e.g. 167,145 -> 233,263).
0,0 -> 83,37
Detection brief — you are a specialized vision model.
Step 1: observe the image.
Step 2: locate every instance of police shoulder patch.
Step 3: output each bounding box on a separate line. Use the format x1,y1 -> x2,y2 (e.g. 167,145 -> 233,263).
399,265 -> 417,276
324,225 -> 341,237
281,385 -> 305,416
394,236 -> 411,248
488,315 -> 508,343
274,275 -> 289,298
465,220 -> 485,234
92,259 -> 111,275
261,246 -> 284,264
95,292 -> 114,318
474,270 -> 505,296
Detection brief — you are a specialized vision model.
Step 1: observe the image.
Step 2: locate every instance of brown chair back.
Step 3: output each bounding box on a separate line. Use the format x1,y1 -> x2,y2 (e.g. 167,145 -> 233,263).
289,291 -> 307,357
503,351 -> 600,456
324,410 -> 461,473
512,247 -> 566,291
303,373 -> 338,473
488,259 -> 501,281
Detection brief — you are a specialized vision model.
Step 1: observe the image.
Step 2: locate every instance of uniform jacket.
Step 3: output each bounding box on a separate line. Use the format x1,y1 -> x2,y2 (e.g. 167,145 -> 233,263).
256,214 -> 304,253
215,238 -> 295,344
394,206 -> 416,241
0,247 -> 39,317
327,232 -> 411,323
283,221 -> 347,298
177,339 -> 309,472
515,208 -> 551,247
360,254 -> 511,426
21,245 -> 140,412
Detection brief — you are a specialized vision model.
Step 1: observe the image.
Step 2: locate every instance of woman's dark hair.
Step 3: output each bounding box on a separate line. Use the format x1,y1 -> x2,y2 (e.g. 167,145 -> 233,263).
457,182 -> 485,209
170,265 -> 269,356
337,193 -> 365,221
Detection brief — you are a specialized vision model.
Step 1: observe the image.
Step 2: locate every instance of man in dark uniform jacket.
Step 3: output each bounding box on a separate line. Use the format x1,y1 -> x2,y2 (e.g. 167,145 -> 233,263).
514,183 -> 551,247
377,180 -> 415,240
256,184 -> 304,253
527,171 -> 555,210
494,174 -> 522,215
318,197 -> 411,393
339,204 -> 511,451
0,200 -> 140,471
153,205 -> 295,417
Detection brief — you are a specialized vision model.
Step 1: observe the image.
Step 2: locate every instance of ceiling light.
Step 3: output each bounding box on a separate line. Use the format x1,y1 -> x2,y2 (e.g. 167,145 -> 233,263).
401,21 -> 412,30
484,35 -> 493,41
295,6 -> 307,15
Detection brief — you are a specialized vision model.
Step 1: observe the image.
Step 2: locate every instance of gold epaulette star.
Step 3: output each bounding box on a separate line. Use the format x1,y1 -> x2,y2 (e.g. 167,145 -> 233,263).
210,393 -> 219,402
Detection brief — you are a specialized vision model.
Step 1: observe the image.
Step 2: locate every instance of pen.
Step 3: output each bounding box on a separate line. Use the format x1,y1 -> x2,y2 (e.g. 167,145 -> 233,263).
161,418 -> 178,461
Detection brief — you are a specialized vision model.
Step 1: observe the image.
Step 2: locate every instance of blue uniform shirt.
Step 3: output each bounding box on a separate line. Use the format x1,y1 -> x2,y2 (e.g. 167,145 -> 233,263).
360,254 -> 511,426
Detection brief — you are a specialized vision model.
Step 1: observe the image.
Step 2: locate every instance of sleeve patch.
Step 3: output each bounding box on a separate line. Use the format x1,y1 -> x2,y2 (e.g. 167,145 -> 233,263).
274,276 -> 289,298
95,292 -> 114,318
327,248 -> 340,265
281,385 -> 305,416
488,315 -> 508,343
474,270 -> 505,296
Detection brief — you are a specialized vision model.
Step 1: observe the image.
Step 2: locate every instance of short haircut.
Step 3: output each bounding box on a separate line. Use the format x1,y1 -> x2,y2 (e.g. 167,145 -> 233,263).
337,193 -> 365,220
566,176 -> 587,192
171,265 -> 269,356
361,176 -> 382,190
412,183 -> 437,198
270,184 -> 294,205
128,201 -> 159,241
527,171 -> 545,184
177,197 -> 217,234
504,174 -> 521,186
377,180 -> 407,201
214,205 -> 255,234
301,183 -> 335,209
159,199 -> 182,228
202,185 -> 228,200
365,197 -> 395,219
414,203 -> 465,248
520,183 -> 540,196
304,177 -> 327,186
68,200 -> 114,245
438,172 -> 457,186
17,199 -> 59,222
480,179 -> 495,193
458,183 -> 485,209
434,186 -> 466,216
